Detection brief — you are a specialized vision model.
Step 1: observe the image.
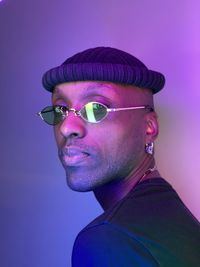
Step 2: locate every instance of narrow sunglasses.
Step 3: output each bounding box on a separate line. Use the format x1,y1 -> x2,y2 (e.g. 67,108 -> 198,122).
37,102 -> 153,125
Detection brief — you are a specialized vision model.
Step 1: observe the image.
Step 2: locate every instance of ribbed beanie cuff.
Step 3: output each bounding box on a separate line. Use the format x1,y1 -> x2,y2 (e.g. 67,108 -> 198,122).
42,47 -> 165,94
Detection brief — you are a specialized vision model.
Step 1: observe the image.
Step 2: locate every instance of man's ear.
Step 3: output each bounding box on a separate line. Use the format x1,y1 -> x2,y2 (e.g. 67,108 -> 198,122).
145,112 -> 159,142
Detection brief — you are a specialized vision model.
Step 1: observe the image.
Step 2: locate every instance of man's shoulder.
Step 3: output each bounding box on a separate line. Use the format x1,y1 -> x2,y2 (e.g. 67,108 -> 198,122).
73,177 -> 200,267
72,221 -> 160,266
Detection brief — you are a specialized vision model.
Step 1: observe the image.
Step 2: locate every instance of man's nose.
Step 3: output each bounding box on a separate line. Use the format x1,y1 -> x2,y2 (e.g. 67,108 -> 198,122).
59,112 -> 86,140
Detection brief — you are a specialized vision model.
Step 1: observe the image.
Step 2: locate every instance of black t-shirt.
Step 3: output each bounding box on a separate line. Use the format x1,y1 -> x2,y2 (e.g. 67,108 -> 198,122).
72,178 -> 200,266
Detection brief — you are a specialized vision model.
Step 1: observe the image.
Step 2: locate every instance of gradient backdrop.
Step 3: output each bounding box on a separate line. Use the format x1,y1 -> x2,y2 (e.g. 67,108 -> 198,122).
0,1 -> 199,266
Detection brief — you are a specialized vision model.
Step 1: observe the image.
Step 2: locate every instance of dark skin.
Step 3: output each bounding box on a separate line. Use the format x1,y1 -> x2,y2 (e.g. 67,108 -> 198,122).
52,81 -> 160,210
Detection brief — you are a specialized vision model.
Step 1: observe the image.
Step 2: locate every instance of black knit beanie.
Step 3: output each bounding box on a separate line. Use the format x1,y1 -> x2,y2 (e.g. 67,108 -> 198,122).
42,47 -> 165,94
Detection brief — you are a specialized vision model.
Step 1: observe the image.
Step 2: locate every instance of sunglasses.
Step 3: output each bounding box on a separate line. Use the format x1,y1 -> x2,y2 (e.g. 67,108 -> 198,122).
37,102 -> 153,125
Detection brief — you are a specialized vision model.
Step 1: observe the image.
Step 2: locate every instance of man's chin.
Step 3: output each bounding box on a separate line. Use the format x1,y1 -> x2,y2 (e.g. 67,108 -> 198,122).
66,176 -> 94,192
64,165 -> 104,192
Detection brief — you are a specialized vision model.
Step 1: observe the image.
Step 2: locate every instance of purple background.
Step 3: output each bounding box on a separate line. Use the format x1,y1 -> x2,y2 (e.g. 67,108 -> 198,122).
1,1 -> 199,266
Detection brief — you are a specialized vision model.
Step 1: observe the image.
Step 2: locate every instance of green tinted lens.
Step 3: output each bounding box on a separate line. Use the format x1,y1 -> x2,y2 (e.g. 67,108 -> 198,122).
81,102 -> 108,123
41,106 -> 65,125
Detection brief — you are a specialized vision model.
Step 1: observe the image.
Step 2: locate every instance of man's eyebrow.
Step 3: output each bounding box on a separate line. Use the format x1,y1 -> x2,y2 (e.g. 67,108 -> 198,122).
81,83 -> 119,100
53,83 -> 110,94
52,83 -> 118,99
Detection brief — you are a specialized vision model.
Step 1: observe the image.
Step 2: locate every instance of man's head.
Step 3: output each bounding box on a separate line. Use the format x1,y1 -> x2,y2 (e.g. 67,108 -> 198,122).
40,47 -> 165,192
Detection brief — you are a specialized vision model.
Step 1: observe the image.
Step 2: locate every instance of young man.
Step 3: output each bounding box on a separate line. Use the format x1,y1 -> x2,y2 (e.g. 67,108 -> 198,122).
39,47 -> 200,266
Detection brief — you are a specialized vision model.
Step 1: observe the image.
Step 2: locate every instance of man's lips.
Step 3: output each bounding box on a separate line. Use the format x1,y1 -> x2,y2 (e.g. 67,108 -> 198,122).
59,146 -> 90,166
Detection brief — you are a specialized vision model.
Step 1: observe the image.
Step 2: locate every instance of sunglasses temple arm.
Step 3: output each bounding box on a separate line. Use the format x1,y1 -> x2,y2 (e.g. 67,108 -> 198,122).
107,106 -> 147,112
37,112 -> 45,120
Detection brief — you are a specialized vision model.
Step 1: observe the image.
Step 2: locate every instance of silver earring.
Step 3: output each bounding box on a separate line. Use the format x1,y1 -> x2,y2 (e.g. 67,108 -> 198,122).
145,142 -> 154,155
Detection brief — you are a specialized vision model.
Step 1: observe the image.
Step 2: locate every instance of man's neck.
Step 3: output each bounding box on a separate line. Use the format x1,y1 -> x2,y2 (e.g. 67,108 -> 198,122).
93,156 -> 160,211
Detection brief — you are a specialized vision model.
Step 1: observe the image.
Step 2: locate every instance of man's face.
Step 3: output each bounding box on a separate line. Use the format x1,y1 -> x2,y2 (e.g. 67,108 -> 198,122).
52,81 -> 154,192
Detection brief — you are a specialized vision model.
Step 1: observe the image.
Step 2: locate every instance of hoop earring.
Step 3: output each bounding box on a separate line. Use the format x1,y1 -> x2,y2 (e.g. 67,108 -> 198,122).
145,142 -> 154,155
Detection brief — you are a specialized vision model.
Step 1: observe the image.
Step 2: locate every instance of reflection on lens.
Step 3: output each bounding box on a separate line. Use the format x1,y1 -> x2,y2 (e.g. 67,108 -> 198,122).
41,106 -> 64,125
81,102 -> 107,123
